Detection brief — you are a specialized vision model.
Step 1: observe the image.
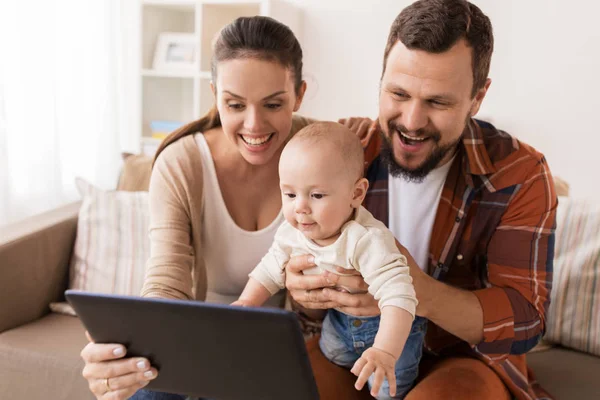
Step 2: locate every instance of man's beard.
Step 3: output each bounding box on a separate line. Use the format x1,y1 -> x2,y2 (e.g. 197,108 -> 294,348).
380,121 -> 463,183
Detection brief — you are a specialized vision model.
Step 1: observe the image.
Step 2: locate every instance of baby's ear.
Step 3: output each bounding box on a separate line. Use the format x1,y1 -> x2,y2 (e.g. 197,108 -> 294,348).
352,178 -> 369,207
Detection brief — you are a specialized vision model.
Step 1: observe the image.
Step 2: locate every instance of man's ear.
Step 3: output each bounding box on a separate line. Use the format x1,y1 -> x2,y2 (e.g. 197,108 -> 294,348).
470,78 -> 491,117
351,178 -> 369,208
293,80 -> 307,112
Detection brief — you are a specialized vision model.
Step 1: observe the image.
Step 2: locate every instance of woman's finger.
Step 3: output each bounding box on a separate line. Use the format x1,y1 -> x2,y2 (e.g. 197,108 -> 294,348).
93,369 -> 157,394
100,383 -> 149,400
84,357 -> 154,381
81,342 -> 127,363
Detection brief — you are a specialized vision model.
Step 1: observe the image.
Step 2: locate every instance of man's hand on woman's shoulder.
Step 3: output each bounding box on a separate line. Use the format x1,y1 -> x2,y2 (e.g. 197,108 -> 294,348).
338,117 -> 380,147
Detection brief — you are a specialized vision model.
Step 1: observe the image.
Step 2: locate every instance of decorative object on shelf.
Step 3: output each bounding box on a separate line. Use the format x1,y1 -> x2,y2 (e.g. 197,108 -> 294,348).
150,120 -> 184,139
152,32 -> 198,72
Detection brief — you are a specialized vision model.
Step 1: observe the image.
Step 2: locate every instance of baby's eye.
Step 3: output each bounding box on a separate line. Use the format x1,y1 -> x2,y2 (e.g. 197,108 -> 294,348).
285,193 -> 296,199
311,193 -> 325,199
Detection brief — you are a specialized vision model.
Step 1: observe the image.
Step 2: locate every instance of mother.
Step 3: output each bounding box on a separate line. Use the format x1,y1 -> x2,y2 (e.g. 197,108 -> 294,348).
80,16 -> 376,400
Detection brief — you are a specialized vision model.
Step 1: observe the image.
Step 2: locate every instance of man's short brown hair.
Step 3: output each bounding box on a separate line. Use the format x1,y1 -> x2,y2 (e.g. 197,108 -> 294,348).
382,0 -> 493,97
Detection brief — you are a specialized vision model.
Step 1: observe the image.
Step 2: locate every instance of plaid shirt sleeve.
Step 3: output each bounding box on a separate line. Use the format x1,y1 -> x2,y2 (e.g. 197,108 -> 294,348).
472,155 -> 557,361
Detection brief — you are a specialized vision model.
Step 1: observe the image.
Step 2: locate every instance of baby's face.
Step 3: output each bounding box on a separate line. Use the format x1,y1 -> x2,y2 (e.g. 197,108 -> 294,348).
279,141 -> 357,246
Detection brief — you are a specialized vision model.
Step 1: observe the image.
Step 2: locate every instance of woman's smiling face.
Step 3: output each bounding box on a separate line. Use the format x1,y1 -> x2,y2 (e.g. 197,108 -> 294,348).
214,58 -> 305,165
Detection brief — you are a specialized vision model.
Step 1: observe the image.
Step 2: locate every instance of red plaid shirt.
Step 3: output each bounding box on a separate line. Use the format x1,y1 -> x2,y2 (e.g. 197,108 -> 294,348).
363,119 -> 557,400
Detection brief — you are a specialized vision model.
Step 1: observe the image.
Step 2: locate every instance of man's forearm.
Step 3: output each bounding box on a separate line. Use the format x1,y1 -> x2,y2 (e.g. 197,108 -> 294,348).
418,274 -> 483,345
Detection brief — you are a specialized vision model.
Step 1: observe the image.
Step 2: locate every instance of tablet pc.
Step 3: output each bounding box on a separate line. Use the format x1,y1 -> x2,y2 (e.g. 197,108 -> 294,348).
66,290 -> 320,400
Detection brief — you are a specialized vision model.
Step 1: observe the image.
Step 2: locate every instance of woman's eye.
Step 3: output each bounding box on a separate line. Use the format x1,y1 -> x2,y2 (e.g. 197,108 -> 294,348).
311,194 -> 324,199
266,103 -> 282,110
227,103 -> 244,110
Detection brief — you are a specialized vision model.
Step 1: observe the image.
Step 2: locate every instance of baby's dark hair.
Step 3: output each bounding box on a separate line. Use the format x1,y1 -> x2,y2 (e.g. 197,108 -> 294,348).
288,122 -> 364,181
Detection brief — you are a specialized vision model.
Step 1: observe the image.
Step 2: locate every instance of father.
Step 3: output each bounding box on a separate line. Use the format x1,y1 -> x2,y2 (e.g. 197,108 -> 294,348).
287,0 -> 557,399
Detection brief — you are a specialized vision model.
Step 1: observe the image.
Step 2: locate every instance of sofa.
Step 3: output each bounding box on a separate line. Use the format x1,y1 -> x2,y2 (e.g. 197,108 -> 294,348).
1,155 -> 599,400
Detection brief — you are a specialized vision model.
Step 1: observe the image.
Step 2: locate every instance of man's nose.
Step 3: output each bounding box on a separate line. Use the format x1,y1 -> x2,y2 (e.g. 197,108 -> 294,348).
402,101 -> 428,133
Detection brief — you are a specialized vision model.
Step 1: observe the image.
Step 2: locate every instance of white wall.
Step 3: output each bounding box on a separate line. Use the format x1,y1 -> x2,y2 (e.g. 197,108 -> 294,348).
289,0 -> 600,199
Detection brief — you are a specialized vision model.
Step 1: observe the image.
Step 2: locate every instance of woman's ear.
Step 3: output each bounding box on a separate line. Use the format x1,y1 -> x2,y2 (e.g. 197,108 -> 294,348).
293,80 -> 307,112
351,178 -> 369,208
210,81 -> 216,100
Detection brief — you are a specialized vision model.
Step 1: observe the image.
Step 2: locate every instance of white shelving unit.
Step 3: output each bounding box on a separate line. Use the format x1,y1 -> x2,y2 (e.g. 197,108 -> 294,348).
138,0 -> 301,155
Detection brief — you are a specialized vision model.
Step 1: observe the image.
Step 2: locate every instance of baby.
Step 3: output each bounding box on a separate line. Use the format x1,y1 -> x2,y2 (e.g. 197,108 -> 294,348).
233,122 -> 425,399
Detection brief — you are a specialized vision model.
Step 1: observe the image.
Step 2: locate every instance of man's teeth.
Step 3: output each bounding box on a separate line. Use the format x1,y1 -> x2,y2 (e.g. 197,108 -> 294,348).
241,133 -> 273,145
400,132 -> 427,142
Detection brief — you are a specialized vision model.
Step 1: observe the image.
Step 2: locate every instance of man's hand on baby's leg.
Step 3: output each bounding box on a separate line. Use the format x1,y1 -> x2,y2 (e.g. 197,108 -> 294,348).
351,347 -> 397,397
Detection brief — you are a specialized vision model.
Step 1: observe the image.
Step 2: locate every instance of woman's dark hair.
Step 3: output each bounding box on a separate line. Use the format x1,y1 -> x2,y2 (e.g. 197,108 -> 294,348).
154,16 -> 303,164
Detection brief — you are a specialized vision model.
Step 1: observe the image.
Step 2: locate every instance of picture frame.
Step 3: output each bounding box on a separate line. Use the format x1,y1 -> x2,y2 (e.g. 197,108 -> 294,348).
152,33 -> 198,72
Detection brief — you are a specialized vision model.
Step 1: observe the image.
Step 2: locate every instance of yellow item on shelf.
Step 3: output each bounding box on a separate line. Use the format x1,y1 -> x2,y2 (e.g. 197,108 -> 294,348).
151,132 -> 169,140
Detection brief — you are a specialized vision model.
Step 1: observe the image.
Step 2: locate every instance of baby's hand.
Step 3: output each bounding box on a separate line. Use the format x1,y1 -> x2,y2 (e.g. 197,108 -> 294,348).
350,347 -> 397,397
230,300 -> 251,307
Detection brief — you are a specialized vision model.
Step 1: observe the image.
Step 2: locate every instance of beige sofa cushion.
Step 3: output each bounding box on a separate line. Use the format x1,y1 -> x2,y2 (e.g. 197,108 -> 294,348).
117,152 -> 153,192
528,347 -> 600,399
0,313 -> 93,399
545,196 -> 600,356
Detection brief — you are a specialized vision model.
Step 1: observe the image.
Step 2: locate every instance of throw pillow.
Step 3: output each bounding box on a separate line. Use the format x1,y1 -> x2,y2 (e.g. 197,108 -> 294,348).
117,152 -> 153,192
50,178 -> 150,316
544,196 -> 600,356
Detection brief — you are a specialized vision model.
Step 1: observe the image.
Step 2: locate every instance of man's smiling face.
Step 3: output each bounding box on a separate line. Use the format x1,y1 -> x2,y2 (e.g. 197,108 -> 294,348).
379,39 -> 489,181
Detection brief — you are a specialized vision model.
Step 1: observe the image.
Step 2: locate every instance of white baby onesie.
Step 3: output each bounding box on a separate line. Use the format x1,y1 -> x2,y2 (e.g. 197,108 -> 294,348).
248,206 -> 417,316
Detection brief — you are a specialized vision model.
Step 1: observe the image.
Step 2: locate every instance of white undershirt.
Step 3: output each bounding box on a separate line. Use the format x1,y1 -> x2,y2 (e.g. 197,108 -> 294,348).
388,158 -> 454,271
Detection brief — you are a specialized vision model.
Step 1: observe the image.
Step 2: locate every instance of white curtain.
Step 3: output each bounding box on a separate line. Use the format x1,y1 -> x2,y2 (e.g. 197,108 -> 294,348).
0,0 -> 125,226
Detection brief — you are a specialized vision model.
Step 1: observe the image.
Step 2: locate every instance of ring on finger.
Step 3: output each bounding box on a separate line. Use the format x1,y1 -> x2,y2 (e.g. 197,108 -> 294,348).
104,377 -> 111,393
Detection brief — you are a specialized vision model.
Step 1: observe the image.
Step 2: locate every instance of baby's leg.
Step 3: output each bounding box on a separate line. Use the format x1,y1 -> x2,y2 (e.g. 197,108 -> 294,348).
367,316 -> 427,399
318,310 -> 362,368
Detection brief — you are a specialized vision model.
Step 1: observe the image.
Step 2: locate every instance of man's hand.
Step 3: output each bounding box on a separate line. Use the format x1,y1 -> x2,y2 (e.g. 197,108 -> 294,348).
321,267 -> 379,316
286,256 -> 379,316
351,347 -> 397,397
338,117 -> 380,147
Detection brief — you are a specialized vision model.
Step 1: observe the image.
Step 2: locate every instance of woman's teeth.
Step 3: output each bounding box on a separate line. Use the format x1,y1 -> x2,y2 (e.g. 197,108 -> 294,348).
241,133 -> 274,146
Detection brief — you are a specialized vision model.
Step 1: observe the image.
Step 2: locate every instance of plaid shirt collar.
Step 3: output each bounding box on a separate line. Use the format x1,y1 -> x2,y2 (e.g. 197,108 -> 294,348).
461,119 -> 496,176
